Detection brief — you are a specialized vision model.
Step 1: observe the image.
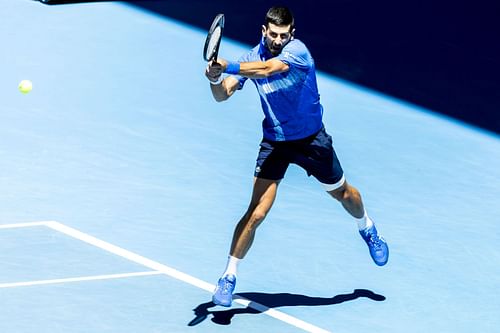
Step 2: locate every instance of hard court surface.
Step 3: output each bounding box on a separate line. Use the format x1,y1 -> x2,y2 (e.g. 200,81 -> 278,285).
1,1 -> 499,332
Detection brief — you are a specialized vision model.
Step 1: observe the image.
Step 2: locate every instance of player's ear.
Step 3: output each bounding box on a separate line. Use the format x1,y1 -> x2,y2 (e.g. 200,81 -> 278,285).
291,28 -> 295,40
261,25 -> 267,36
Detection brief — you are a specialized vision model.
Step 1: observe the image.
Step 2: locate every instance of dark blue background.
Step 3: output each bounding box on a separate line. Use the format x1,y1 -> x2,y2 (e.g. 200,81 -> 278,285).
127,0 -> 500,134
47,0 -> 500,134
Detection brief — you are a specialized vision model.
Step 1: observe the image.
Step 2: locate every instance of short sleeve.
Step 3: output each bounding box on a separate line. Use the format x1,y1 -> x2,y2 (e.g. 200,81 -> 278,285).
232,50 -> 253,89
276,40 -> 311,70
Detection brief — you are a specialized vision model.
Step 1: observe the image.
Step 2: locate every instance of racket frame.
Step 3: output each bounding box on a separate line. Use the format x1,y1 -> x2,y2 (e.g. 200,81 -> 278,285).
203,13 -> 225,62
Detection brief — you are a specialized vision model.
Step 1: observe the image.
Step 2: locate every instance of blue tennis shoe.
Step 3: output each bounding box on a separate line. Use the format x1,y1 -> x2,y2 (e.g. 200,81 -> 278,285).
212,274 -> 236,307
359,225 -> 389,266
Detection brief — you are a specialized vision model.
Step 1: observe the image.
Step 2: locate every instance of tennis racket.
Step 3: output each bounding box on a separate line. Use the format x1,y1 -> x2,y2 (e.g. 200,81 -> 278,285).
203,14 -> 225,62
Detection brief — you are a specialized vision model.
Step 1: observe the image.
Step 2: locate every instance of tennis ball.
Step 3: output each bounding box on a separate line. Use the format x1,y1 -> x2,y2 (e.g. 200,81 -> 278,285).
18,80 -> 33,94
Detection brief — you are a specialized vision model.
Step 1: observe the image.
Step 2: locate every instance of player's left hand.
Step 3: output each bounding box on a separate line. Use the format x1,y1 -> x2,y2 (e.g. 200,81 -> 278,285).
205,60 -> 222,83
205,59 -> 228,83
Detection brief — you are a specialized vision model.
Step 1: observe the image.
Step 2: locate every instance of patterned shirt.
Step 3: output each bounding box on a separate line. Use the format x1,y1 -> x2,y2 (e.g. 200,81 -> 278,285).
235,37 -> 324,141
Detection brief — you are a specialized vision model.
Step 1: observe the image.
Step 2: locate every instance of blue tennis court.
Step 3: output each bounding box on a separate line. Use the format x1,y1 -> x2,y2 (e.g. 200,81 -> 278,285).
1,1 -> 499,332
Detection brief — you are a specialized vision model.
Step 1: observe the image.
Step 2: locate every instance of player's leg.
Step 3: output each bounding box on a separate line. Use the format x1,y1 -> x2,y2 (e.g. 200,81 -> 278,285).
230,177 -> 280,259
326,180 -> 379,236
327,181 -> 388,266
212,177 -> 279,307
294,127 -> 388,266
213,139 -> 288,307
326,180 -> 364,219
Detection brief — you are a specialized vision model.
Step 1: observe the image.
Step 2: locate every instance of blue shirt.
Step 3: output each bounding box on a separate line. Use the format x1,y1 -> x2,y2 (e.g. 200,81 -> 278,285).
235,38 -> 324,141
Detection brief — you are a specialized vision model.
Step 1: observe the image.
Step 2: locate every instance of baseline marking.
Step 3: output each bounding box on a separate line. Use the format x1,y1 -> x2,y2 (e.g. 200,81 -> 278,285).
0,271 -> 162,289
0,221 -> 51,229
1,221 -> 331,333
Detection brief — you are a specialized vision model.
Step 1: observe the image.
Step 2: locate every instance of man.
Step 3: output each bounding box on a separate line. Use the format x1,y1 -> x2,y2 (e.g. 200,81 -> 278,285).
205,6 -> 388,307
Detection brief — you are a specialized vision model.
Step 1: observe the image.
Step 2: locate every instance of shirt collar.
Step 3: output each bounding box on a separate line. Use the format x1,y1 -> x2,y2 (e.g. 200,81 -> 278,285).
259,36 -> 274,60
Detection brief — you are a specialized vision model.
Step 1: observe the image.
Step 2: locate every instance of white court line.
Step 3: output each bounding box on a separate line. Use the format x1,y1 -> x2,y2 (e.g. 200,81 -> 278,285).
0,221 -> 51,229
0,271 -> 162,289
0,221 -> 331,333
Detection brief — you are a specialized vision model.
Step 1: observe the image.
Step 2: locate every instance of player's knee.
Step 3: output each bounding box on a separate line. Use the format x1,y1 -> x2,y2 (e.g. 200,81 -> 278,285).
248,208 -> 267,228
329,187 -> 348,201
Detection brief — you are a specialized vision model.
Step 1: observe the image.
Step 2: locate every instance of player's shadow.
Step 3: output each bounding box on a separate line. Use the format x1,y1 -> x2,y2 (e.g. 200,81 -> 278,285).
188,289 -> 385,326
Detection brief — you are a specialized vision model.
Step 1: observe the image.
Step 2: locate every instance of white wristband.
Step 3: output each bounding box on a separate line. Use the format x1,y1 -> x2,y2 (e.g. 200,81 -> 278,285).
210,75 -> 223,85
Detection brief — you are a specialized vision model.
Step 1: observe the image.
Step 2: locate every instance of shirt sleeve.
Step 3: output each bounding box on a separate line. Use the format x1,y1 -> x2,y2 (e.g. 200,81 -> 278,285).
232,50 -> 252,90
276,40 -> 311,71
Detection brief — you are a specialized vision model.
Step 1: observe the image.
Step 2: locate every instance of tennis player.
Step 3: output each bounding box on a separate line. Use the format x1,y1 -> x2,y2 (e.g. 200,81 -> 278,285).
205,6 -> 388,307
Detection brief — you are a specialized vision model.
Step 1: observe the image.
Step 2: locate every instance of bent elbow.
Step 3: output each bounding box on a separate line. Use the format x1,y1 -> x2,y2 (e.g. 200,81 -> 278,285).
260,60 -> 287,77
260,71 -> 273,78
214,94 -> 229,102
261,65 -> 275,78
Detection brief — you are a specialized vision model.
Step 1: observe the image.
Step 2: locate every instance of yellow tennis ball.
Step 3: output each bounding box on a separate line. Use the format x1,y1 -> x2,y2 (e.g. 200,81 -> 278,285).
19,80 -> 33,94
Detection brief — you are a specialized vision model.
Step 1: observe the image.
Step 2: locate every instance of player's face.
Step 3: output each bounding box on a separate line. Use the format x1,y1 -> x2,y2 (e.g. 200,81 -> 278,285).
262,23 -> 294,56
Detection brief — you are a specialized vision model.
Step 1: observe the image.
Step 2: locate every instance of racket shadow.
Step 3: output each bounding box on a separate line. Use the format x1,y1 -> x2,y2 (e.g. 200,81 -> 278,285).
188,289 -> 386,326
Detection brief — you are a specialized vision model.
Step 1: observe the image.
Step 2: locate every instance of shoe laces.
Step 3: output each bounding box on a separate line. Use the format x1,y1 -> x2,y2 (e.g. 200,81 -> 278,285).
220,277 -> 235,294
368,232 -> 383,250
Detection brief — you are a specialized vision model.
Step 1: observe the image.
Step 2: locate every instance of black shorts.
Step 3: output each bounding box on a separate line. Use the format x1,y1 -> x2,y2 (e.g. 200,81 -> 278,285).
254,126 -> 344,187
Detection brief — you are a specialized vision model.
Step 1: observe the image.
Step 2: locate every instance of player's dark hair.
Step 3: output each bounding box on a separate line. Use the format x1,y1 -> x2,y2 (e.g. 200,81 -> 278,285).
264,6 -> 294,31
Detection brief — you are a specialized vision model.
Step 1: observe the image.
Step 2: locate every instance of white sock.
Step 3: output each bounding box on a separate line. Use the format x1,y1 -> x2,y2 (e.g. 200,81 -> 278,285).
356,210 -> 374,230
222,255 -> 240,277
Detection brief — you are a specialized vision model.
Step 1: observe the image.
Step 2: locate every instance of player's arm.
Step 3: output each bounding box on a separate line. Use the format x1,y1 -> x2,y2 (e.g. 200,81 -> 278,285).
220,58 -> 289,79
209,76 -> 240,102
205,61 -> 240,102
238,58 -> 289,78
